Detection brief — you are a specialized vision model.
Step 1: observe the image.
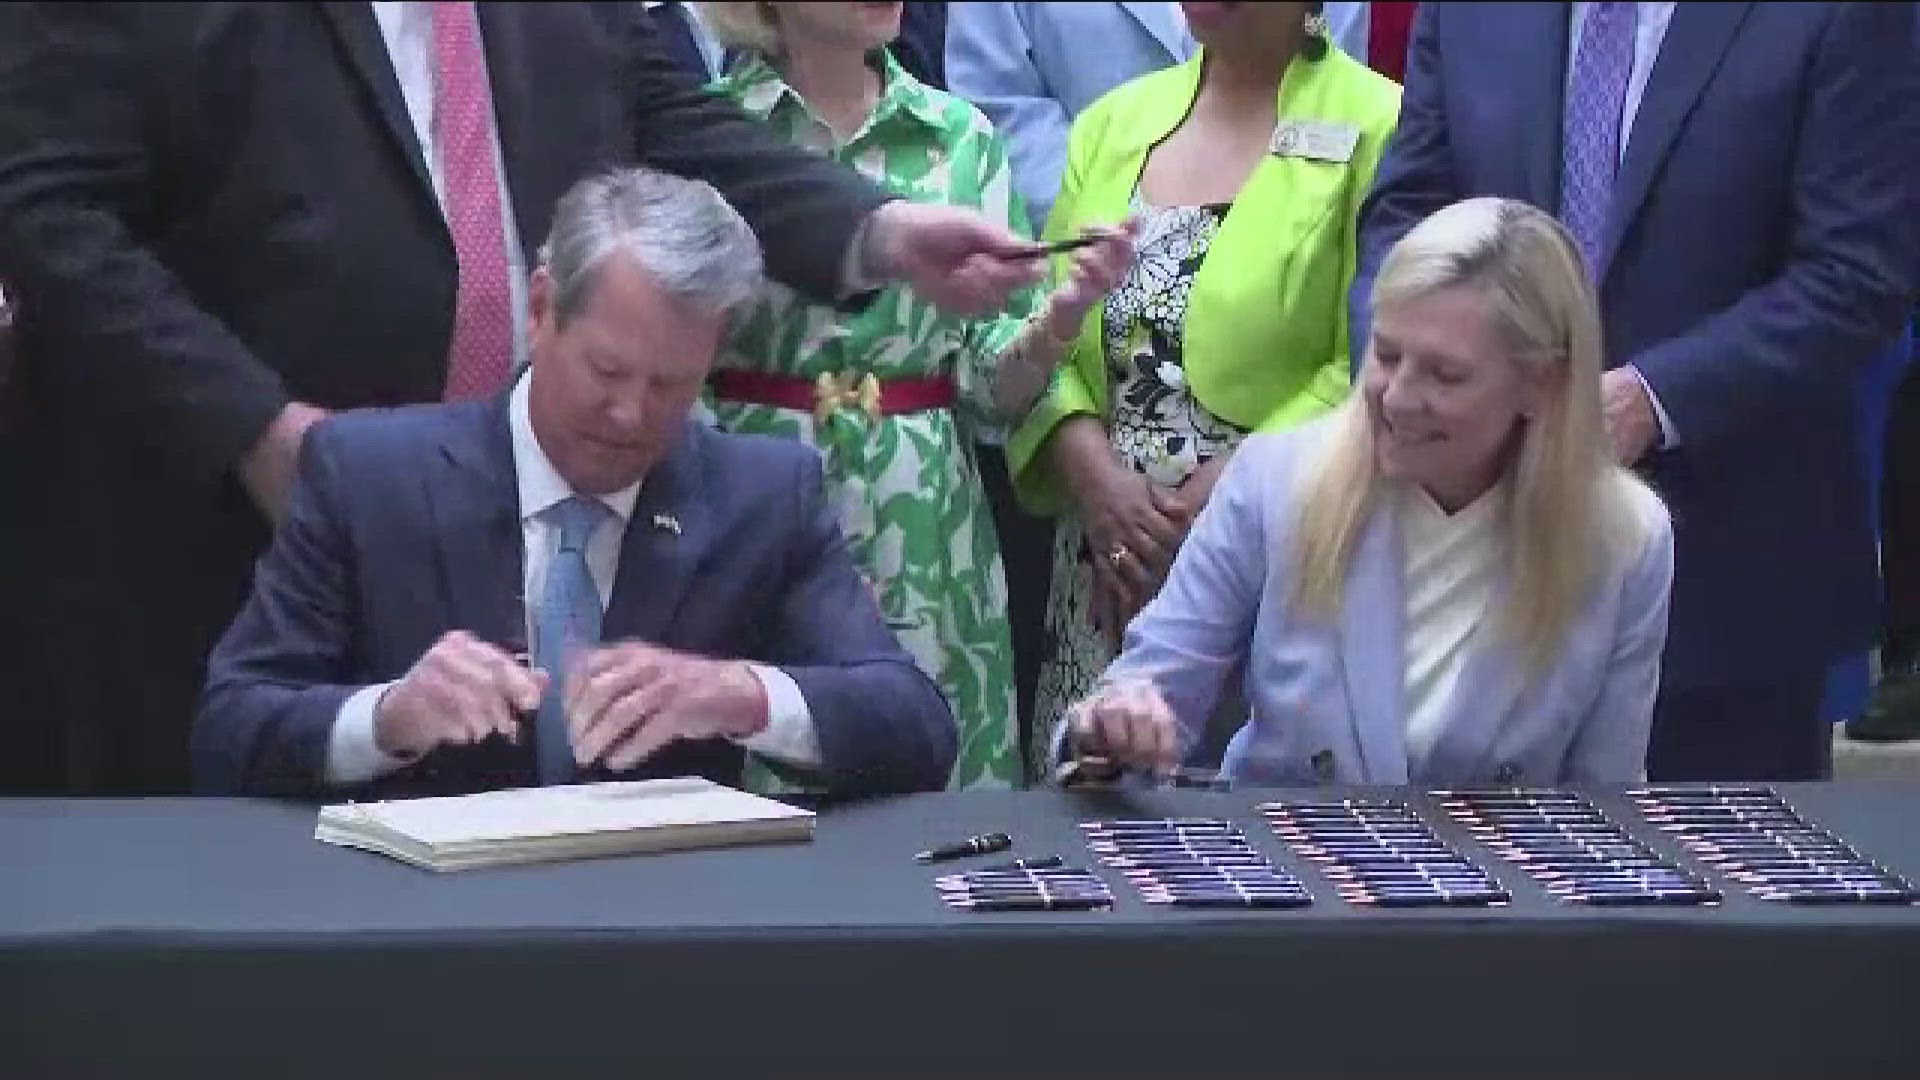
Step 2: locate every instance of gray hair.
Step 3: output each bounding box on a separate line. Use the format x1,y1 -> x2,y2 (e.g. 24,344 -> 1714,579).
538,166 -> 764,323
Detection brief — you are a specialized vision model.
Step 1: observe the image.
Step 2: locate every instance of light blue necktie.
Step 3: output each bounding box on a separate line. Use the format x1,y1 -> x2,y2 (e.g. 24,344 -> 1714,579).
1560,2 -> 1635,278
533,495 -> 611,785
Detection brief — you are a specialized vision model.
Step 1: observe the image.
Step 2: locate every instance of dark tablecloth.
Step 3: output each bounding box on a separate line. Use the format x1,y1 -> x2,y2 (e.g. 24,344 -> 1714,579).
5,783 -> 1919,1076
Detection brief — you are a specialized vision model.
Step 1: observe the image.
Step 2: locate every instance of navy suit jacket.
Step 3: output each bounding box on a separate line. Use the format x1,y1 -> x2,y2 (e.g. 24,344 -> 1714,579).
193,396 -> 958,798
1353,2 -> 1920,688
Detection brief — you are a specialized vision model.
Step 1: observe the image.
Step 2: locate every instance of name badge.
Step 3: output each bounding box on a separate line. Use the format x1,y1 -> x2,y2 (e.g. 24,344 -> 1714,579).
1270,119 -> 1360,164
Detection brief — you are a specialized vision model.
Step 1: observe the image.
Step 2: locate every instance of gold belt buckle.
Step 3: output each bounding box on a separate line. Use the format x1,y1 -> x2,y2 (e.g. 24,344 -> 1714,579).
812,370 -> 882,426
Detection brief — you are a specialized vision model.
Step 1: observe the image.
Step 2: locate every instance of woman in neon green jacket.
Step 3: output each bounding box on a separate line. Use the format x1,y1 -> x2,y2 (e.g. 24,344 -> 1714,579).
1008,1 -> 1400,770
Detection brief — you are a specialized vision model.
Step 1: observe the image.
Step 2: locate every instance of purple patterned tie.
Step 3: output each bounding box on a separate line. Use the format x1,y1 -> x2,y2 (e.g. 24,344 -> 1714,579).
1560,2 -> 1635,278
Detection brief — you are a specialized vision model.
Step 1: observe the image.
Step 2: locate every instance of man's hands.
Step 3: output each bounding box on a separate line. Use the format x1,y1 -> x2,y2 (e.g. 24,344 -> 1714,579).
567,642 -> 769,772
1601,367 -> 1660,466
241,401 -> 329,525
373,631 -> 546,760
371,635 -> 773,773
863,200 -> 1045,316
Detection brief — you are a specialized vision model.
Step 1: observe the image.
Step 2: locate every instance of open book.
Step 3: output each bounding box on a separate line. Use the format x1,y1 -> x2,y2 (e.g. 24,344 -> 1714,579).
315,776 -> 815,871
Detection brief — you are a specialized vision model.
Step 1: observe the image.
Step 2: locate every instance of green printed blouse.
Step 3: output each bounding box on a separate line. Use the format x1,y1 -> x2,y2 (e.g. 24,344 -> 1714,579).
709,51 -> 1042,790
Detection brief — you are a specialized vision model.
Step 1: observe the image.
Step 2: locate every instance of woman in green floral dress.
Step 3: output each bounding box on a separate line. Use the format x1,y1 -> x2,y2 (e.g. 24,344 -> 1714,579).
697,2 -> 1134,790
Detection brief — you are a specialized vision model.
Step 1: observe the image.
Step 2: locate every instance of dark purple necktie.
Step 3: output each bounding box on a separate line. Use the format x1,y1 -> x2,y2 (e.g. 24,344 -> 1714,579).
1560,2 -> 1635,277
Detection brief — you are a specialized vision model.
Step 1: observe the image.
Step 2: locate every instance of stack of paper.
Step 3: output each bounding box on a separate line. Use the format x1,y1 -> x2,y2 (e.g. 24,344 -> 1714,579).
315,776 -> 814,871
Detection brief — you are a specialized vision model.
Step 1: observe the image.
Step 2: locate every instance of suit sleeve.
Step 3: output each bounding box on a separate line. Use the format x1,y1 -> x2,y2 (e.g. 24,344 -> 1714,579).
192,421 -> 367,795
616,7 -> 893,306
1054,441 -> 1270,764
1629,3 -> 1920,458
0,5 -> 288,485
1563,497 -> 1673,784
1347,3 -> 1459,375
944,3 -> 1070,234
762,450 -> 958,794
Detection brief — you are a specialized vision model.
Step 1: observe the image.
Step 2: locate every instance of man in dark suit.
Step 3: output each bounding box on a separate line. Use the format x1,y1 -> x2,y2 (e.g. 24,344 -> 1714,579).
0,2 -> 1035,794
1353,2 -> 1920,780
195,167 -> 957,799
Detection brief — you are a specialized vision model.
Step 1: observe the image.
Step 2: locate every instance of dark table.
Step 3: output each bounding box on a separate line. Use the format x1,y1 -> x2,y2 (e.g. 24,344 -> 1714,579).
6,783 -> 1920,1077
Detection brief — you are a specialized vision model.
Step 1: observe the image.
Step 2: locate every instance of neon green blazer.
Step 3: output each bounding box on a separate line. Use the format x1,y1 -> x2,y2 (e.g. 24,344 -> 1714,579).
1007,47 -> 1400,512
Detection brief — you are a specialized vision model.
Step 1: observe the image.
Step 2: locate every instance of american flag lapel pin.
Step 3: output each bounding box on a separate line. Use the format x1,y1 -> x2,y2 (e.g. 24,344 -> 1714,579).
651,512 -> 682,536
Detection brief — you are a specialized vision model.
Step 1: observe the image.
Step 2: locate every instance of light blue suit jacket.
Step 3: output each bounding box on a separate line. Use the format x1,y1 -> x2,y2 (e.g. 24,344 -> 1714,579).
1084,423 -> 1674,787
947,3 -> 1192,233
947,3 -> 1371,233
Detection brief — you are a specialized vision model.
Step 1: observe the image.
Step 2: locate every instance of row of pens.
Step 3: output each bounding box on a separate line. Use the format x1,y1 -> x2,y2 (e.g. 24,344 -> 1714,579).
934,785 -> 1919,912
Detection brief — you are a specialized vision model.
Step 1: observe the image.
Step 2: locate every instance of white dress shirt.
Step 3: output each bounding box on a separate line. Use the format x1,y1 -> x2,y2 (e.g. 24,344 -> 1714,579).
327,372 -> 822,785
1568,1 -> 1680,447
1399,482 -> 1505,771
370,1 -> 532,372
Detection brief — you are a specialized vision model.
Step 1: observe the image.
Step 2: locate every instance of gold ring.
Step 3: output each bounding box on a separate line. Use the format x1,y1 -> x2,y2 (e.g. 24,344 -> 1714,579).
1107,544 -> 1128,566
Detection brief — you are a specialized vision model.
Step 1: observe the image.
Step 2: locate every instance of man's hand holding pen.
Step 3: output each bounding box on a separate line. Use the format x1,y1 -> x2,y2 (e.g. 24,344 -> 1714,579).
372,631 -> 545,760
372,633 -> 767,771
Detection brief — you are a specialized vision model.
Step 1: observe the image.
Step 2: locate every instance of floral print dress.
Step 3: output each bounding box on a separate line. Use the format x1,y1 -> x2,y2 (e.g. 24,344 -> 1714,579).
1031,199 -> 1248,767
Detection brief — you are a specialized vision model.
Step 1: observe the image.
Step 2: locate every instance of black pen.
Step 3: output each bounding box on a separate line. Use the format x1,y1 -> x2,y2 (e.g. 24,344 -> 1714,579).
1011,233 -> 1106,259
967,855 -> 1065,873
914,831 -> 1012,864
944,891 -> 1113,907
935,869 -> 1093,884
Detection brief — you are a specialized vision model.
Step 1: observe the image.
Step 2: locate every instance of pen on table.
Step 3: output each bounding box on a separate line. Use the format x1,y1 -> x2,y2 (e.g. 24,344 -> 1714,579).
944,891 -> 1113,907
1082,821 -> 1245,832
936,867 -> 1090,880
914,831 -> 1012,864
940,879 -> 1110,894
967,854 -> 1065,873
1087,836 -> 1258,847
1099,857 -> 1275,870
1122,867 -> 1305,879
1080,818 -> 1241,829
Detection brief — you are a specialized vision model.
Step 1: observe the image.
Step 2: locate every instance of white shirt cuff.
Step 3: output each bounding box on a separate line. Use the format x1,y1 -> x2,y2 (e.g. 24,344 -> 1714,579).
326,681 -> 411,786
1628,365 -> 1680,449
736,664 -> 822,767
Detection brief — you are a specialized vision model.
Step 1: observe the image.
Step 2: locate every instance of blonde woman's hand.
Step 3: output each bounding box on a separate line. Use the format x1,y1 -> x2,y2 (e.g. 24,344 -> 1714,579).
1067,678 -> 1180,776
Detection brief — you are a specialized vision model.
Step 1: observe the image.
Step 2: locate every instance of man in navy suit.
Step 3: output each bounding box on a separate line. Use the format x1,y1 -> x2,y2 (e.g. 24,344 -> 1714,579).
1352,3 -> 1920,780
193,167 -> 958,799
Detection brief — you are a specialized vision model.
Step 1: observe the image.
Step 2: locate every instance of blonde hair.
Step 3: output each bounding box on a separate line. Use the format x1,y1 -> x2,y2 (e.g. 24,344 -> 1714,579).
1290,197 -> 1655,673
698,2 -> 782,57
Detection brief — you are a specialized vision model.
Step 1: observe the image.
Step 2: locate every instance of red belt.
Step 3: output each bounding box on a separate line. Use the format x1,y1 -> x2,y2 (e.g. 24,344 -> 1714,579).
710,369 -> 955,424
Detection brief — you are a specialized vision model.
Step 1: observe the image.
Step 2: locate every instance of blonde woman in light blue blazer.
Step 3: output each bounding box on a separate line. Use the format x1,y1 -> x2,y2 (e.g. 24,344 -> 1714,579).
1062,197 -> 1674,787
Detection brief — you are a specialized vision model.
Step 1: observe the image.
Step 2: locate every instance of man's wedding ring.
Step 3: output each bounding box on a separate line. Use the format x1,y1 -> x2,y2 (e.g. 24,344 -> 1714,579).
1107,544 -> 1129,566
